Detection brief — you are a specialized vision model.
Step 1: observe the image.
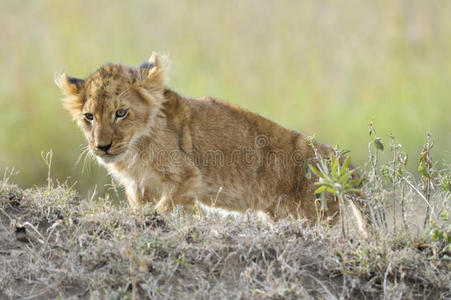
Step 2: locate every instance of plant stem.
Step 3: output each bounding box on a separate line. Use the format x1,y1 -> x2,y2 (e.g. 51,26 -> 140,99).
401,185 -> 407,230
423,133 -> 433,228
392,140 -> 397,233
339,194 -> 347,239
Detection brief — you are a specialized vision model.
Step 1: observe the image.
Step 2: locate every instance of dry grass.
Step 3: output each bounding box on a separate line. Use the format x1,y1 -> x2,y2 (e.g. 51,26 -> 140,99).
0,176 -> 449,299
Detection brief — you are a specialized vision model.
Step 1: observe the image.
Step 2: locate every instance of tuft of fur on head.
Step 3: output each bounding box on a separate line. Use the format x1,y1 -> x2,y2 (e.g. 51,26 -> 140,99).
55,73 -> 85,120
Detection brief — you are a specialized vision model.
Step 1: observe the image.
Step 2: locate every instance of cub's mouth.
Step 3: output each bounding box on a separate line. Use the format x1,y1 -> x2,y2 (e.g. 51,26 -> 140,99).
92,147 -> 128,164
99,154 -> 121,163
97,152 -> 127,164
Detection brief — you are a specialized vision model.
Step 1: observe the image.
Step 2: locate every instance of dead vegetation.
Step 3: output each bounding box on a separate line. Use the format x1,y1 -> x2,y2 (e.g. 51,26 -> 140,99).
0,177 -> 449,299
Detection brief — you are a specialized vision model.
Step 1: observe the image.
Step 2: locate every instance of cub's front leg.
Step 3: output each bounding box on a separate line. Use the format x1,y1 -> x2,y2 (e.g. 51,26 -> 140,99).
125,185 -> 158,209
155,167 -> 203,214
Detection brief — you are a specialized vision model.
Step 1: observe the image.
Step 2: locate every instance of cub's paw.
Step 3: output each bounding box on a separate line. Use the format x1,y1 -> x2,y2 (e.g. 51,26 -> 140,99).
154,197 -> 171,214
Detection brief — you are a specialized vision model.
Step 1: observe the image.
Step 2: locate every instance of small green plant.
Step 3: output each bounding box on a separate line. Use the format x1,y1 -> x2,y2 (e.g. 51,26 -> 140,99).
307,139 -> 361,238
441,173 -> 451,193
430,209 -> 451,253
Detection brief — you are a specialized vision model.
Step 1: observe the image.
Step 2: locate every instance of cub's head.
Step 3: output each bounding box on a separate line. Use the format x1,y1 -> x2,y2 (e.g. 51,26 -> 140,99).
56,53 -> 166,164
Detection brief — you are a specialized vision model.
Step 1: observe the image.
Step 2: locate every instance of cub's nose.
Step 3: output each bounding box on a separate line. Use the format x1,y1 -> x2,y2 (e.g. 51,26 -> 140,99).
96,142 -> 112,153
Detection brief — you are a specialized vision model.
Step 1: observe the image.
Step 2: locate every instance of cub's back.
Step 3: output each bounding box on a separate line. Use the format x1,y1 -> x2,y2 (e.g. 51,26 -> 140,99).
184,96 -> 332,214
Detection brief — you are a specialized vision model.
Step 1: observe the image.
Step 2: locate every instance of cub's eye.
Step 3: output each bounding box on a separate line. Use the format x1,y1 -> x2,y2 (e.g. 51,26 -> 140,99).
115,109 -> 128,119
84,113 -> 94,121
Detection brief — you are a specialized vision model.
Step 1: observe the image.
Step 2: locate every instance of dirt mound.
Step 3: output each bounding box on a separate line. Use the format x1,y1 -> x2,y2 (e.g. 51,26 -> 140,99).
0,182 -> 449,299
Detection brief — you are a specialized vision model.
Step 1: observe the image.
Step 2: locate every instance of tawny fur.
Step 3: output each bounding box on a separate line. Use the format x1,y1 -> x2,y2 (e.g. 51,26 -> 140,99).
57,53 -> 348,222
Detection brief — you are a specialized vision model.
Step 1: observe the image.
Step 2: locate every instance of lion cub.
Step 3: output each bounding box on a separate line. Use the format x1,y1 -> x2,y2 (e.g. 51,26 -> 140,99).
57,53 -> 347,222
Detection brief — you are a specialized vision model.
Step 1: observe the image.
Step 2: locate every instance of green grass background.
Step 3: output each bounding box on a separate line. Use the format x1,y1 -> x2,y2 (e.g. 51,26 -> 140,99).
1,0 -> 451,198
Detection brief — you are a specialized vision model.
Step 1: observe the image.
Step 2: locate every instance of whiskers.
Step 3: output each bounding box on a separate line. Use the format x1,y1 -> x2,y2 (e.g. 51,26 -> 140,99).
75,144 -> 95,173
74,138 -> 152,171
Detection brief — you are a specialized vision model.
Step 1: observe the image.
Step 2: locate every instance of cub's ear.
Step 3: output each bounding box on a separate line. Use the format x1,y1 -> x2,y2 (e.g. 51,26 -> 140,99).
148,51 -> 162,69
136,52 -> 166,90
55,73 -> 85,120
137,61 -> 154,70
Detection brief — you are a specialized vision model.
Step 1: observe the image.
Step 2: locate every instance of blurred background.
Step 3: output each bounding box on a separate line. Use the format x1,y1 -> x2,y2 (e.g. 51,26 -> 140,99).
1,0 -> 450,199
